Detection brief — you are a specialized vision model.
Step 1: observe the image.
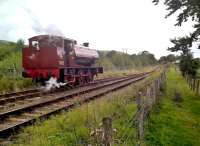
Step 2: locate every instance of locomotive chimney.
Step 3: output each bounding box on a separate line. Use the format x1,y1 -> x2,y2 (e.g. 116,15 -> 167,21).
83,42 -> 89,47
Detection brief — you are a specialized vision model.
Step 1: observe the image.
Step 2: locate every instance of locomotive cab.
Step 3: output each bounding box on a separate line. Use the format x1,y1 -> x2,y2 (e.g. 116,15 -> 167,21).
23,35 -> 67,81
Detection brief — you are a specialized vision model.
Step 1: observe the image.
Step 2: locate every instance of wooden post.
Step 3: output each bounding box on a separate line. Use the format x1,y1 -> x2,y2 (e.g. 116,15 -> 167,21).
152,82 -> 156,102
135,73 -> 167,146
196,80 -> 200,95
135,91 -> 144,145
191,78 -> 194,91
156,79 -> 160,94
193,78 -> 196,91
136,92 -> 142,110
102,117 -> 113,146
138,103 -> 144,142
13,63 -> 17,77
189,78 -> 192,89
185,74 -> 188,83
145,85 -> 151,117
189,78 -> 191,88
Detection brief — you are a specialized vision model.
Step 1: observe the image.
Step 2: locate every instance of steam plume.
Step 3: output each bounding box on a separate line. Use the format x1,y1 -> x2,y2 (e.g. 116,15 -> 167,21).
24,7 -> 64,36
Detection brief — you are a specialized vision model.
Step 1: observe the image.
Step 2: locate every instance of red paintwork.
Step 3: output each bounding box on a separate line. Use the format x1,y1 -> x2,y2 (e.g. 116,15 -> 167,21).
22,35 -> 103,84
24,69 -> 60,78
23,46 -> 60,69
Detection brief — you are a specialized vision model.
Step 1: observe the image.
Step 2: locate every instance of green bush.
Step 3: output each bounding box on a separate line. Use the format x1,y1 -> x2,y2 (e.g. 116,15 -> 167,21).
0,40 -> 33,93
96,50 -> 157,70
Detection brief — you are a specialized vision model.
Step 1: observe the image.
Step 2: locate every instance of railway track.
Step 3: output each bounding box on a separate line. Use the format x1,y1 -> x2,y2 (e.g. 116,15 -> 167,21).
0,71 -> 153,139
0,76 -> 130,105
0,77 -> 119,99
0,76 -> 119,97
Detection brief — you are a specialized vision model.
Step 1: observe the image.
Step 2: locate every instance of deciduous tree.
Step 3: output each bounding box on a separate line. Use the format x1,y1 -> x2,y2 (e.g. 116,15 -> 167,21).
153,0 -> 200,76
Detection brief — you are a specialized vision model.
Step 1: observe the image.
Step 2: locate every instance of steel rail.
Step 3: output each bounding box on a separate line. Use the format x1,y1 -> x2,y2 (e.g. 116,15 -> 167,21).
0,72 -> 152,138
0,75 -> 138,105
0,75 -> 141,118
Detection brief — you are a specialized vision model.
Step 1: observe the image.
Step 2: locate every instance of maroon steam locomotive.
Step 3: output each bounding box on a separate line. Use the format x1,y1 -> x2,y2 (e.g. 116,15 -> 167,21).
22,35 -> 103,86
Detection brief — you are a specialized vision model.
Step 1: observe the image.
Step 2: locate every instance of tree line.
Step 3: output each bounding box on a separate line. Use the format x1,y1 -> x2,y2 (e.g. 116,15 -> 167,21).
97,50 -> 157,71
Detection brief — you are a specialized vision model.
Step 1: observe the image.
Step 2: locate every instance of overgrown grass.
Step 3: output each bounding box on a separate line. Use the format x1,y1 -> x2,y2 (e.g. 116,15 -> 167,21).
0,76 -> 32,93
96,65 -> 157,79
145,67 -> 200,146
9,70 -> 161,146
0,41 -> 33,93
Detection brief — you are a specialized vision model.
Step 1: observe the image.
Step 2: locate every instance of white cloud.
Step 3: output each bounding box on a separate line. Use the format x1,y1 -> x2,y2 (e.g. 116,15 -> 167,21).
0,0 -> 198,58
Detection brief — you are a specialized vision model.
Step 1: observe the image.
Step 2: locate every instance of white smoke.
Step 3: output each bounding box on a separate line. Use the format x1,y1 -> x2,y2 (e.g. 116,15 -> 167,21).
23,7 -> 64,36
41,77 -> 67,92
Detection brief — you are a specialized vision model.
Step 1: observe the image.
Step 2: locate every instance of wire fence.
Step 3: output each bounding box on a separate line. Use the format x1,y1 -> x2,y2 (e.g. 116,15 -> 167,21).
89,68 -> 167,146
135,71 -> 166,145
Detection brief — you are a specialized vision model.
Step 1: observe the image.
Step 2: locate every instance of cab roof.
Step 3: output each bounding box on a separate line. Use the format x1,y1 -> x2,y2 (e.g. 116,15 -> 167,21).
29,35 -> 76,42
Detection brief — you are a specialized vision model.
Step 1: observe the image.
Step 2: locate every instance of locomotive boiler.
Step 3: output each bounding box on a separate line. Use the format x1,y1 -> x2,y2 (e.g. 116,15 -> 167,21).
22,35 -> 103,86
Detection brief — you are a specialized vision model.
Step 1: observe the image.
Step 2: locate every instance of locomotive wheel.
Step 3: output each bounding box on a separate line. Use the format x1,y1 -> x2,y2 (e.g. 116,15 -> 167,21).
35,76 -> 46,86
32,77 -> 45,86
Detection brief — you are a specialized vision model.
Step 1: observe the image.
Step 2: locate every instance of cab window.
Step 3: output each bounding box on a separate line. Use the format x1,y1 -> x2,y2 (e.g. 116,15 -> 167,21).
31,40 -> 40,50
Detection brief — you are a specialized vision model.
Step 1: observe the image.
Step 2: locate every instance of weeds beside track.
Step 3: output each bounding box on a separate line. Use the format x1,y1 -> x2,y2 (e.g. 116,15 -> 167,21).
0,71 -> 155,140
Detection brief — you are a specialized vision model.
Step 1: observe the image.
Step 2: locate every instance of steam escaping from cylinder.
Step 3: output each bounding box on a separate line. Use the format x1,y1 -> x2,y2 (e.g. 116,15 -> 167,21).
41,77 -> 67,92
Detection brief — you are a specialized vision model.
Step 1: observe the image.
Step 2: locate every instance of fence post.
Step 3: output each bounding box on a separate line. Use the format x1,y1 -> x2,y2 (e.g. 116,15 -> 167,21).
196,80 -> 200,95
185,74 -> 188,83
192,79 -> 195,91
138,101 -> 144,143
152,82 -> 156,103
190,78 -> 192,89
145,85 -> 151,117
135,91 -> 144,146
188,75 -> 190,84
134,72 -> 167,146
102,117 -> 113,146
193,79 -> 196,91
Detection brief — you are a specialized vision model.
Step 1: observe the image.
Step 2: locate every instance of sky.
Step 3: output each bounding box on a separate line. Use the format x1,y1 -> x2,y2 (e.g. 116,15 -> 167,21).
0,0 -> 198,59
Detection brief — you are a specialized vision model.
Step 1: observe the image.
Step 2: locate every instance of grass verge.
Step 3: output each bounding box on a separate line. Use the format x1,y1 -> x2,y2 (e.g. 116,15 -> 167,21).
145,67 -> 200,146
0,76 -> 33,93
8,70 -> 161,146
96,66 -> 158,79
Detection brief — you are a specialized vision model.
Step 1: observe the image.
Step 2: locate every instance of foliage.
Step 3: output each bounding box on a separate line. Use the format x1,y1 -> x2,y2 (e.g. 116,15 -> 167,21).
145,67 -> 200,146
179,53 -> 200,76
0,40 -> 32,93
153,0 -> 200,49
153,0 -> 200,77
159,54 -> 177,63
16,39 -> 25,49
97,50 -> 157,71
